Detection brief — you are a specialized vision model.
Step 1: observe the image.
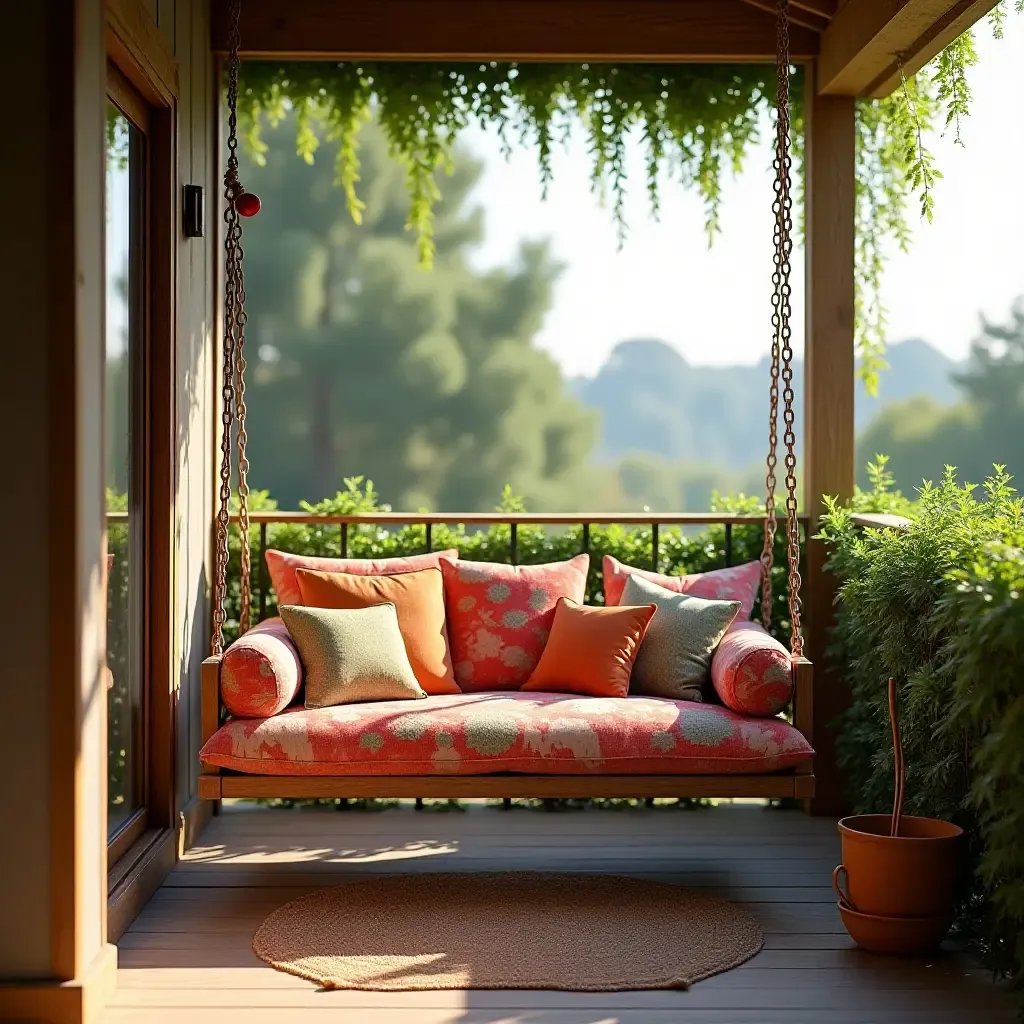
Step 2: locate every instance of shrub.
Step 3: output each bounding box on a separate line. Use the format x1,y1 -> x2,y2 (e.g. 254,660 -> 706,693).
223,477 -> 797,645
819,457 -> 1024,989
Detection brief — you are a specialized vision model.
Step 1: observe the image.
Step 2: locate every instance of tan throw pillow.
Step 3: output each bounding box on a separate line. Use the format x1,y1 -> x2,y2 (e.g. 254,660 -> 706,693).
622,574 -> 740,702
279,603 -> 426,708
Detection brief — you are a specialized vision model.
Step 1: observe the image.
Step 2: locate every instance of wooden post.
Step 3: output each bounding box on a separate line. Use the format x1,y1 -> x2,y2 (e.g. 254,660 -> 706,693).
803,66 -> 856,815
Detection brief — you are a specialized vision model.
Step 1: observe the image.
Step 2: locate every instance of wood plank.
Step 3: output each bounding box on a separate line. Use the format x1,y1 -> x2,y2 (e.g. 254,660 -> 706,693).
200,657 -> 222,774
818,0 -> 1000,97
100,1010 -> 1018,1024
739,0 -> 831,32
209,0 -> 822,61
237,510 -> 806,526
802,67 -> 856,816
107,828 -> 176,942
850,512 -> 913,530
216,774 -> 805,800
104,983 -> 1009,1011
111,954 -> 995,985
106,0 -> 179,104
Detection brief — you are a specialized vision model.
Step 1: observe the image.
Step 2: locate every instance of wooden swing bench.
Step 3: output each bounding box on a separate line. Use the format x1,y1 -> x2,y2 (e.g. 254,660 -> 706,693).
196,558 -> 815,803
196,653 -> 814,801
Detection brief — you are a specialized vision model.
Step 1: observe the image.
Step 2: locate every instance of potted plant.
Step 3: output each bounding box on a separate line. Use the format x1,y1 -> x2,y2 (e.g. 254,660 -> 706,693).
833,679 -> 963,953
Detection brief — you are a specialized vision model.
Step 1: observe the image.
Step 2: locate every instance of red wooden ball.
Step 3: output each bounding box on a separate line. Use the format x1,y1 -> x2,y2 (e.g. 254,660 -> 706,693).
235,191 -> 261,217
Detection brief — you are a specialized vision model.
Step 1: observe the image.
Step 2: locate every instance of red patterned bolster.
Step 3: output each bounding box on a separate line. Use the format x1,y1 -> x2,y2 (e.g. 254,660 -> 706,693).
711,622 -> 794,717
221,617 -> 303,718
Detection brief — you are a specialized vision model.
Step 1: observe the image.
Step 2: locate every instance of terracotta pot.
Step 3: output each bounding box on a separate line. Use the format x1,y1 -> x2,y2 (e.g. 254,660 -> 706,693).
835,814 -> 963,919
837,902 -> 953,955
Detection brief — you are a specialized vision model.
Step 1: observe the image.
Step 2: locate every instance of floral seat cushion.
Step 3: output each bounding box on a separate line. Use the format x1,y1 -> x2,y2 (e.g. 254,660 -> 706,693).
199,692 -> 813,776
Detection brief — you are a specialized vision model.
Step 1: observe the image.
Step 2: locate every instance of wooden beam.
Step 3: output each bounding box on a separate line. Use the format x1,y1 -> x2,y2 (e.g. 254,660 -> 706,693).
200,657 -> 223,774
803,67 -> 855,815
740,0 -> 831,33
863,0 -> 1000,96
211,0 -> 822,61
105,0 -> 179,104
818,0 -> 999,97
793,0 -> 839,16
850,512 -> 913,529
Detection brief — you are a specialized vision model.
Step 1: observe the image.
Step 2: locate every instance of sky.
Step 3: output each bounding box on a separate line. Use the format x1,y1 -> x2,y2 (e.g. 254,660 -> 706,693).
463,18 -> 1024,378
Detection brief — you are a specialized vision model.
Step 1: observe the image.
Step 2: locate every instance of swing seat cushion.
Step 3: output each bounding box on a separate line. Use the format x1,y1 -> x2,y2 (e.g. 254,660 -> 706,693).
199,691 -> 813,777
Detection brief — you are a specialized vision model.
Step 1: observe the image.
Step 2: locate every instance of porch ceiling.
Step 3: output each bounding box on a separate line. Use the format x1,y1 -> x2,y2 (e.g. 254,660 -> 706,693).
211,0 -> 1000,96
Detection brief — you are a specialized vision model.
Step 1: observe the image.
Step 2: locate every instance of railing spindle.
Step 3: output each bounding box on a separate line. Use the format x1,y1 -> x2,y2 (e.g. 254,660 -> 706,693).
258,522 -> 267,621
509,522 -> 518,565
340,522 -> 348,558
425,522 -> 433,553
581,522 -> 590,556
724,522 -> 733,568
651,522 -> 659,572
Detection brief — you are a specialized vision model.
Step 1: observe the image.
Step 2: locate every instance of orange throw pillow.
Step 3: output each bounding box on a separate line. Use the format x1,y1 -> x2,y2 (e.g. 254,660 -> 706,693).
522,598 -> 657,698
266,548 -> 459,607
295,567 -> 460,696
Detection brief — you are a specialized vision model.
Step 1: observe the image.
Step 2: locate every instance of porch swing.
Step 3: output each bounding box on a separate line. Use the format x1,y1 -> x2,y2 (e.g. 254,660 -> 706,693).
198,0 -> 814,802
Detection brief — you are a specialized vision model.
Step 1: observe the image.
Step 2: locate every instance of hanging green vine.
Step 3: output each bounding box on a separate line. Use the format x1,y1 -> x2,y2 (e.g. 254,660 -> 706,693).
236,9 -> 1017,393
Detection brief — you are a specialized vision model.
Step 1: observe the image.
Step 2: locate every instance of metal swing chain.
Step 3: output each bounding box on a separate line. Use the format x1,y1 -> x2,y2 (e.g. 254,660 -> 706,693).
212,0 -> 251,655
761,0 -> 804,657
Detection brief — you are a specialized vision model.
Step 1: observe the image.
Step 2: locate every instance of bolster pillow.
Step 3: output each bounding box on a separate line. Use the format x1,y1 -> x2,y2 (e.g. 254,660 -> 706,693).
711,621 -> 793,717
221,617 -> 303,718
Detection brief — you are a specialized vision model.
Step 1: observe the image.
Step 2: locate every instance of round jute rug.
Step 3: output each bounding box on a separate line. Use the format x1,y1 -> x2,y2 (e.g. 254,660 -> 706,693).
252,871 -> 763,991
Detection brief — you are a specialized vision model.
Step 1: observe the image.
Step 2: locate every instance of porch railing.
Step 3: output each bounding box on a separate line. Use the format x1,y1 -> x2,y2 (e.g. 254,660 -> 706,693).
230,511 -> 810,624
106,507 -> 812,626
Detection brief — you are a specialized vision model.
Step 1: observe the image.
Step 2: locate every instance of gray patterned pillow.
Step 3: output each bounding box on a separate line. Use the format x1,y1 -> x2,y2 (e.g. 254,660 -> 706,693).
280,603 -> 426,708
622,574 -> 740,701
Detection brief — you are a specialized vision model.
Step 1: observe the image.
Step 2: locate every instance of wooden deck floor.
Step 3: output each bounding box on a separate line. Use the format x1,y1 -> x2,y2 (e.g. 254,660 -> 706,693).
104,802 -> 1014,1024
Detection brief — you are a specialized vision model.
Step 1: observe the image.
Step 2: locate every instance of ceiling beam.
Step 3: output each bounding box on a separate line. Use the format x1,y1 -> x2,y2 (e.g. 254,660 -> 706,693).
740,0 -> 831,32
793,0 -> 838,15
818,0 -> 999,96
211,0 -> 821,62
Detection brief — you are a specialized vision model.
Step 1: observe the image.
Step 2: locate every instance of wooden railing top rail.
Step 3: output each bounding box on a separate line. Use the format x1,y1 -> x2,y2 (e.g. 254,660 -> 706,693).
849,512 -> 912,530
227,511 -> 810,526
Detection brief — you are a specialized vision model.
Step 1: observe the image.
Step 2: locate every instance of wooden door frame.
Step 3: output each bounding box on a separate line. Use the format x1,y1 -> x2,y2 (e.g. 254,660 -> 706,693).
104,0 -> 180,941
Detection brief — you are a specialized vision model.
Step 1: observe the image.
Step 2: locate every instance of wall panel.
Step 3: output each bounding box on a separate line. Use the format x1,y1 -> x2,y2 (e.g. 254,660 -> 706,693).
169,0 -> 215,816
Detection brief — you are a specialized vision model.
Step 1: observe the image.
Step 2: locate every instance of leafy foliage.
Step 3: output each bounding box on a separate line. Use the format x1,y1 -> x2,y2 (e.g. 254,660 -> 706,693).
819,458 -> 1024,990
238,62 -> 775,265
235,16 -> 1013,391
221,477 -> 796,646
241,116 -> 601,512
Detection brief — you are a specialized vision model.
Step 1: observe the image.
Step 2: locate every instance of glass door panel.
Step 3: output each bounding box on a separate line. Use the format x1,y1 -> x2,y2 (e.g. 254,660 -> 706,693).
105,104 -> 147,840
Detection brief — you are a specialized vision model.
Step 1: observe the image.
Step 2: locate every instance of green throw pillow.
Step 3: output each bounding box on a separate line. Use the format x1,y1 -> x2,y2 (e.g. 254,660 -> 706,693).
280,603 -> 426,708
622,574 -> 740,701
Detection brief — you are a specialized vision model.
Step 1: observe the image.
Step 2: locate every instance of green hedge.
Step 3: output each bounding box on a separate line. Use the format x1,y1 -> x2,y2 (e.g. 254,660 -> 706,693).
819,457 -> 1024,989
223,478 -> 796,646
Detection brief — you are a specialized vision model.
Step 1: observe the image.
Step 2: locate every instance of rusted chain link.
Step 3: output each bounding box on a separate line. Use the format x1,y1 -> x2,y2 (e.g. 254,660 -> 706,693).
761,0 -> 804,656
212,0 -> 251,653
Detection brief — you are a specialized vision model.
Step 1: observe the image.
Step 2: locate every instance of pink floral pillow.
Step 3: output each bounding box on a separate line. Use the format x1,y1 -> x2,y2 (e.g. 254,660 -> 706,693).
602,555 -> 762,620
265,548 -> 459,607
221,617 -> 303,718
440,555 -> 590,691
711,621 -> 794,716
